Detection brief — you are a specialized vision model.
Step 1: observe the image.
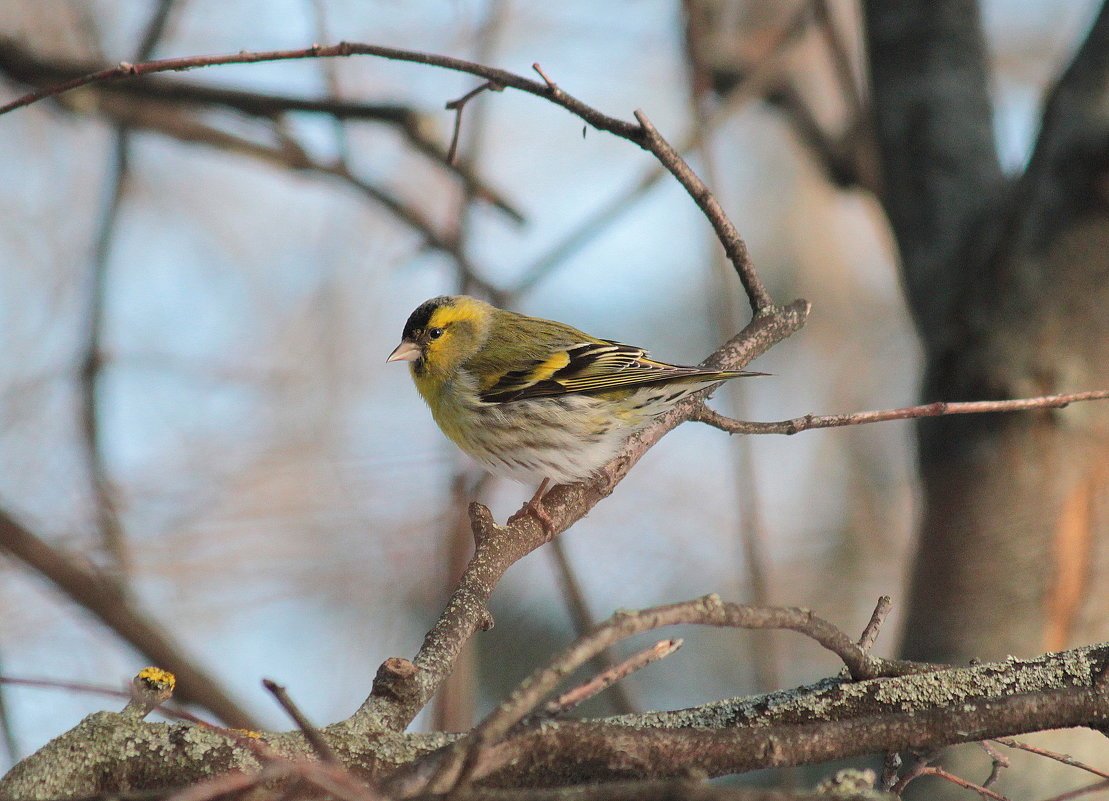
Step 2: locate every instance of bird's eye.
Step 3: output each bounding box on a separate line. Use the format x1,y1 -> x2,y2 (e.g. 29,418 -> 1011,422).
428,327 -> 444,340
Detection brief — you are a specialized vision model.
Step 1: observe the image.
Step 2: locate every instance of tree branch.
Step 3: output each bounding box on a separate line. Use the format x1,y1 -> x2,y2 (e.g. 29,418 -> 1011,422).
691,390 -> 1109,435
992,0 -> 1109,264
8,640 -> 1107,797
407,596 -> 925,793
0,38 -> 523,223
0,508 -> 256,729
0,39 -> 771,312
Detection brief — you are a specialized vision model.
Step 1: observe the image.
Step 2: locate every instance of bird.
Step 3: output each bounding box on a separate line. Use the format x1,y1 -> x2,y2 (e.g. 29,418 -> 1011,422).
387,295 -> 764,533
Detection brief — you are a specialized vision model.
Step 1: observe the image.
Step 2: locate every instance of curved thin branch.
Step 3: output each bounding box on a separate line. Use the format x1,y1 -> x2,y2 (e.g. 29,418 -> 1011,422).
692,390 -> 1109,435
0,42 -> 636,133
632,110 -> 771,311
419,596 -> 924,793
0,40 -> 771,312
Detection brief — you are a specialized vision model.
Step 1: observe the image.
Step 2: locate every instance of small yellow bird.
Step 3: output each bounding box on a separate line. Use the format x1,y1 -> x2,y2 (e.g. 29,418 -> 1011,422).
388,295 -> 763,529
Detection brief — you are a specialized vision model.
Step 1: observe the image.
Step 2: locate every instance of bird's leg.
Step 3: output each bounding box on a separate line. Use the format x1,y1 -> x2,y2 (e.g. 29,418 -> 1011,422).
510,478 -> 556,539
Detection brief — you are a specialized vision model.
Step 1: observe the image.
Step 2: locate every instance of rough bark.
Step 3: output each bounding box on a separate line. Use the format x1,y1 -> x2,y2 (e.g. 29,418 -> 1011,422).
864,0 -> 1109,795
3,644 -> 1107,799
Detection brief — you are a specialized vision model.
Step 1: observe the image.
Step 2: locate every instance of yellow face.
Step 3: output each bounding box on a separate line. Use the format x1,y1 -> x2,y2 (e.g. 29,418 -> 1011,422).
387,295 -> 491,381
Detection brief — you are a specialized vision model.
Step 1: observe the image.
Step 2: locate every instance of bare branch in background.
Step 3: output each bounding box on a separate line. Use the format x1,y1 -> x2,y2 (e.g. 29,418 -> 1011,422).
0,38 -> 524,223
78,0 -> 182,584
0,649 -> 18,767
0,508 -> 256,729
683,4 -> 801,695
305,0 -> 352,163
510,0 -> 813,297
0,39 -> 773,312
993,737 -> 1109,781
80,131 -> 131,579
546,536 -> 637,714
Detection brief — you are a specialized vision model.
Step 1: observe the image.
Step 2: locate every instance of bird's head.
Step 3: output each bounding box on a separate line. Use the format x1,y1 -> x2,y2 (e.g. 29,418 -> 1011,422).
387,295 -> 492,380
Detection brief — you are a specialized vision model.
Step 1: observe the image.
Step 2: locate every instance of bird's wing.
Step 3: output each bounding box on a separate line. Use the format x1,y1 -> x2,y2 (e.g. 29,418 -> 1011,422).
479,340 -> 726,403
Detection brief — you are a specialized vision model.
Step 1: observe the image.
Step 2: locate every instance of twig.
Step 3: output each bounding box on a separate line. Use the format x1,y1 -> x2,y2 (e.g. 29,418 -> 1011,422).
0,39 -> 523,222
0,508 -> 257,729
539,638 -> 681,718
305,0 -> 351,164
632,109 -> 772,312
841,596 -> 892,680
923,765 -> 1011,800
0,42 -> 638,135
263,679 -> 339,764
422,595 -> 920,792
121,668 -> 176,720
547,536 -> 637,714
160,764 -> 290,801
993,737 -> 1109,780
0,39 -> 770,312
510,0 -> 811,297
979,740 -> 1011,788
692,390 -> 1109,435
448,0 -> 511,298
890,751 -> 1012,800
531,62 -> 557,89
445,80 -> 502,164
1044,779 -> 1109,801
888,752 -> 933,794
0,674 -> 209,725
856,595 -> 892,653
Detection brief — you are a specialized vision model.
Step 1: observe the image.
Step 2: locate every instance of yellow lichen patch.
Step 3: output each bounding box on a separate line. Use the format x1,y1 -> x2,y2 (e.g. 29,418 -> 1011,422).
137,667 -> 176,690
229,729 -> 263,739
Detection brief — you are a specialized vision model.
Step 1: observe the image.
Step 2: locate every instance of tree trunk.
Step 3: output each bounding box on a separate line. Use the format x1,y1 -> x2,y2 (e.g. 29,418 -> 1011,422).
865,0 -> 1109,794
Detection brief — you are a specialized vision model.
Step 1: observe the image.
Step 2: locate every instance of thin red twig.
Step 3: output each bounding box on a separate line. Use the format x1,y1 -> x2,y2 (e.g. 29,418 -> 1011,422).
539,638 -> 681,718
993,737 -> 1109,780
693,390 -> 1109,435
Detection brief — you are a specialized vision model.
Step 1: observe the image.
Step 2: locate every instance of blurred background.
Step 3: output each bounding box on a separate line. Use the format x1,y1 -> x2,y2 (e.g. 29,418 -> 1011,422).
0,0 -> 1105,795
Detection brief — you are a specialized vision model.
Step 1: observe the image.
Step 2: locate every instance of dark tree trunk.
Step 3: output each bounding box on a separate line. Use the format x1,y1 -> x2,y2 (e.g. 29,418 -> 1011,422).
865,0 -> 1109,794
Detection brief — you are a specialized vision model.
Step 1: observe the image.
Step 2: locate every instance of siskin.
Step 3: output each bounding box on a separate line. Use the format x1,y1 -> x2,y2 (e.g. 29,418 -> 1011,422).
388,295 -> 764,530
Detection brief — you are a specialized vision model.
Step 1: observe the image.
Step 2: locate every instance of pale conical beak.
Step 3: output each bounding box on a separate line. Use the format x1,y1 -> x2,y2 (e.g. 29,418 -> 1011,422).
387,340 -> 421,363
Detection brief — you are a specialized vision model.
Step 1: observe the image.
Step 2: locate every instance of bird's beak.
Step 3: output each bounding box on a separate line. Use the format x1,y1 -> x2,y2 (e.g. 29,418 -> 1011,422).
387,340 -> 421,363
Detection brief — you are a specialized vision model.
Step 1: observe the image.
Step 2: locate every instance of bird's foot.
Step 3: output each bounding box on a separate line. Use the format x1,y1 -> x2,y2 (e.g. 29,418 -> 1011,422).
509,479 -> 557,540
